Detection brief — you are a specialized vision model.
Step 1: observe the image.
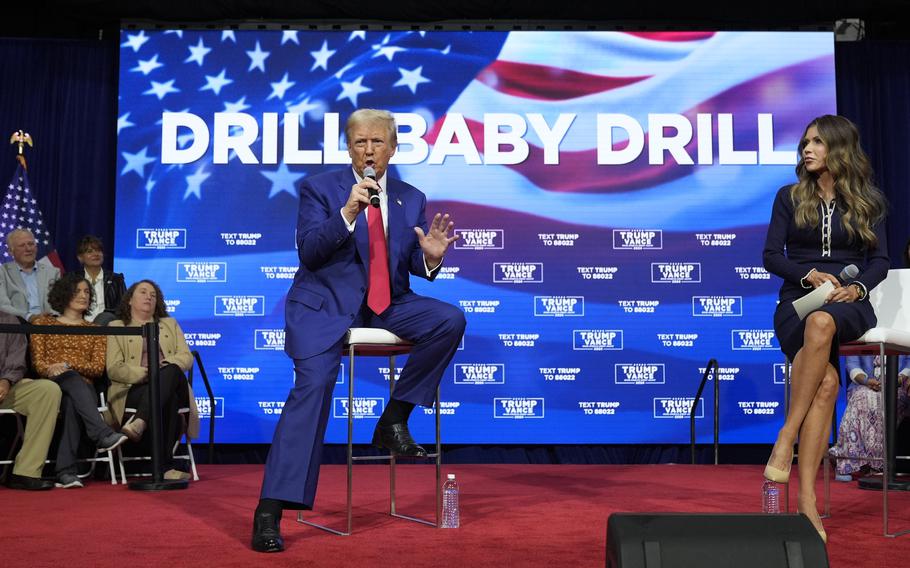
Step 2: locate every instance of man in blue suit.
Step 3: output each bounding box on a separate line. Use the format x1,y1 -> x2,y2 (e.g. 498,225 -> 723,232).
252,109 -> 465,552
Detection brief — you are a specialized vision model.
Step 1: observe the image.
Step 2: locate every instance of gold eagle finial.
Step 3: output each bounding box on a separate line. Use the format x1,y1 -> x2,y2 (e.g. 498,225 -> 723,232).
10,130 -> 34,154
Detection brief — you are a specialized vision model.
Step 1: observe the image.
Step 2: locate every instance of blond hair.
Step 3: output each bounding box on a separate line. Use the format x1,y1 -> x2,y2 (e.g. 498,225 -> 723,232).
345,109 -> 397,148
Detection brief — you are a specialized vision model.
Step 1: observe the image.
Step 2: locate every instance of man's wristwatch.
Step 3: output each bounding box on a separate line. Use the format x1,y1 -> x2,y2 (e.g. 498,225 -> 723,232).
851,283 -> 866,301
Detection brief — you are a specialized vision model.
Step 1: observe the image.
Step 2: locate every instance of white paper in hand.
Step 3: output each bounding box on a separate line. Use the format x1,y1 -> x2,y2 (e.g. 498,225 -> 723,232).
792,281 -> 835,320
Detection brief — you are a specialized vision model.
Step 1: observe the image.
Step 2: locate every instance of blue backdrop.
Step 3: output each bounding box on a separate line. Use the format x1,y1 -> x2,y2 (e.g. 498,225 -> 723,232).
111,29 -> 838,444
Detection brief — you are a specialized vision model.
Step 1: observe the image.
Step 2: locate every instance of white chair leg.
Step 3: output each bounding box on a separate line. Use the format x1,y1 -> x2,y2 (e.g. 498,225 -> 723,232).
106,449 -> 119,485
186,439 -> 199,481
117,447 -> 128,485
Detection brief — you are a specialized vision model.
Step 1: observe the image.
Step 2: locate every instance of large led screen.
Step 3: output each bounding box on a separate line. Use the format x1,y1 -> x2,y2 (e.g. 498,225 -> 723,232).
115,29 -> 836,443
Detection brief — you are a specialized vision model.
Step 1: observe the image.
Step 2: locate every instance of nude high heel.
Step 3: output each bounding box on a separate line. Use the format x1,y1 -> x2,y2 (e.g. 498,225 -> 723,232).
764,443 -> 793,483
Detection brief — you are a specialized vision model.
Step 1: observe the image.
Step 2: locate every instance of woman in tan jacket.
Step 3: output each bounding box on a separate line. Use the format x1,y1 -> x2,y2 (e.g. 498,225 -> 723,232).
106,279 -> 198,481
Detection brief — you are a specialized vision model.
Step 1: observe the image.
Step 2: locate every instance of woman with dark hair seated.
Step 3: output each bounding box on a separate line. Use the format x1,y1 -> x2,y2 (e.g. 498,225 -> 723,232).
76,235 -> 127,326
106,279 -> 198,481
30,272 -> 128,488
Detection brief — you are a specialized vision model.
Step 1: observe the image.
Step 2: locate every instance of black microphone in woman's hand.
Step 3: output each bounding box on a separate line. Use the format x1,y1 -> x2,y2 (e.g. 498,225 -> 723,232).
363,166 -> 381,208
839,264 -> 859,282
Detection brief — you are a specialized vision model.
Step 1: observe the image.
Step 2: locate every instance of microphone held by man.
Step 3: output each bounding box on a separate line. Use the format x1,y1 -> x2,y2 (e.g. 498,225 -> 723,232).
363,165 -> 381,208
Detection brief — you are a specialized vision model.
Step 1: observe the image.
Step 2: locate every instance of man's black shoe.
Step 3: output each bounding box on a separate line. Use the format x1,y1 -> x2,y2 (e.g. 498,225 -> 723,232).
6,473 -> 54,490
372,422 -> 427,457
251,511 -> 285,553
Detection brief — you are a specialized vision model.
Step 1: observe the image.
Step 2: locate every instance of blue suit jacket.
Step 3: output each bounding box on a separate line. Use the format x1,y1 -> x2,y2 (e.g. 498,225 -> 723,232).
284,168 -> 436,360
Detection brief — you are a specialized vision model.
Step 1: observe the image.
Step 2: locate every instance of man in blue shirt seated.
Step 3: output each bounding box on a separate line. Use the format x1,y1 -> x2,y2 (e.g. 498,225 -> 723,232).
0,228 -> 59,322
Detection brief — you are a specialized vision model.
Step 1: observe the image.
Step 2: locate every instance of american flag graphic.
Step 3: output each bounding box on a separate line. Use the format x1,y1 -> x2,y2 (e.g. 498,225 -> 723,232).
1,159 -> 62,269
115,29 -> 836,444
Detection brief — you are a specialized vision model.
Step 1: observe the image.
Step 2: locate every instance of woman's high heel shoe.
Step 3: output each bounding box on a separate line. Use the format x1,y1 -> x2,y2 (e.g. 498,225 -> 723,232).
763,462 -> 791,483
764,443 -> 793,483
798,506 -> 827,544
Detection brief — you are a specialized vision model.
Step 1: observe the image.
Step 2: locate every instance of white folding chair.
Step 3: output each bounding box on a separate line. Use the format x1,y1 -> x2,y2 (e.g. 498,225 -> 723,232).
42,390 -> 121,485
297,328 -> 442,536
74,391 -> 122,485
116,405 -> 198,483
786,269 -> 910,537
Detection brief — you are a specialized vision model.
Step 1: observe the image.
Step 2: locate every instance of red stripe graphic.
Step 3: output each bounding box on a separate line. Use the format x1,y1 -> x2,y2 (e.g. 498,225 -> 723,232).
476,60 -> 650,101
624,32 -> 717,42
426,56 -> 831,193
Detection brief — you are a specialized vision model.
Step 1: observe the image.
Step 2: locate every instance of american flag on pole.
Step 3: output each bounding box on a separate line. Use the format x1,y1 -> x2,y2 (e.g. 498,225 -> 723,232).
1,158 -> 63,270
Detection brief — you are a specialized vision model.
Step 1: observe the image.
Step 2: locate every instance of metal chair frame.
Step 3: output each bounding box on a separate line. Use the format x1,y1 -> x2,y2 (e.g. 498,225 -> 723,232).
782,268 -> 910,538
297,331 -> 441,536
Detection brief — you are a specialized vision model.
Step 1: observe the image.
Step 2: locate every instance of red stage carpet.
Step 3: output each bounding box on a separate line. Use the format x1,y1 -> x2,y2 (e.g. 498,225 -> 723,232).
2,464 -> 907,567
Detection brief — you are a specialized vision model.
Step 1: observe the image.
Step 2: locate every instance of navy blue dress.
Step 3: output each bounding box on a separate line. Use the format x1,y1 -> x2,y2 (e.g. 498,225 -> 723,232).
763,185 -> 890,369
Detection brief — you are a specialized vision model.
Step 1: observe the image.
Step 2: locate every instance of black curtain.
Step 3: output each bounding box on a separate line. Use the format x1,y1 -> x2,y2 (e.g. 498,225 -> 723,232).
1,35 -> 908,464
836,40 -> 910,267
0,37 -> 118,272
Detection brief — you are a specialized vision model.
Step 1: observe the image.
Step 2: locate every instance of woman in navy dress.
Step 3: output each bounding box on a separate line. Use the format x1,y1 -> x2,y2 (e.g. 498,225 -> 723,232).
762,115 -> 889,542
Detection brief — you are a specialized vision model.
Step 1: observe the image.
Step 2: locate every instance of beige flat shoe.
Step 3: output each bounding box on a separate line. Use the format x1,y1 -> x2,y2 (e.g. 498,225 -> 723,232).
121,417 -> 147,443
164,469 -> 191,481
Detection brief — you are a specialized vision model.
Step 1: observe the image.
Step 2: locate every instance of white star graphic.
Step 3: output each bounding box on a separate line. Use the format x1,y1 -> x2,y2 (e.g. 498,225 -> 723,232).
261,163 -> 306,199
121,31 -> 149,53
117,112 -> 135,134
246,41 -> 270,72
222,30 -> 236,42
281,30 -> 299,45
268,72 -> 296,100
286,97 -> 321,127
131,54 -> 164,76
394,66 -> 430,94
164,30 -> 184,38
441,44 -> 452,55
120,147 -> 156,178
143,79 -> 180,100
185,38 -> 212,66
310,40 -> 336,71
200,69 -> 233,96
349,31 -> 366,41
224,96 -> 252,113
336,75 -> 372,107
183,168 -> 211,200
373,45 -> 406,62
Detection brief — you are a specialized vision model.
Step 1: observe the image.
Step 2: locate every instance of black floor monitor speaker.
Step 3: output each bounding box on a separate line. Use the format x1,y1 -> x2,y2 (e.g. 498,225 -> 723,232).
606,513 -> 828,568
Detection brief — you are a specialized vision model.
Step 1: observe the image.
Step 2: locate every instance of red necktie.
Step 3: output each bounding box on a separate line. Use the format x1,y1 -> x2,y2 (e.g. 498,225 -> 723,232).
367,204 -> 391,314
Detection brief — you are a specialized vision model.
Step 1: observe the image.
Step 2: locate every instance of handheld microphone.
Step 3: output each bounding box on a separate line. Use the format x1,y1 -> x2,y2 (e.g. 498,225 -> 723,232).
363,166 -> 381,208
839,264 -> 859,282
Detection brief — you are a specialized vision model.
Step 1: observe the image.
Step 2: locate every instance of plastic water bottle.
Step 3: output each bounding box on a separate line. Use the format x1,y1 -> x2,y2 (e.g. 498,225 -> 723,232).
441,474 -> 459,528
762,480 -> 780,514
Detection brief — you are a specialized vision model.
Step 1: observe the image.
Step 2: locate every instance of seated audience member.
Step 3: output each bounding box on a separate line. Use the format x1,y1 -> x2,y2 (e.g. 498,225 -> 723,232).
0,228 -> 60,321
107,280 -> 198,481
829,354 -> 910,480
30,273 -> 128,488
76,235 -> 126,326
1,311 -> 62,490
